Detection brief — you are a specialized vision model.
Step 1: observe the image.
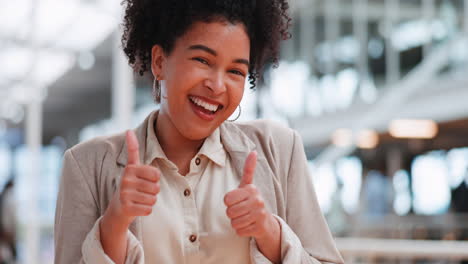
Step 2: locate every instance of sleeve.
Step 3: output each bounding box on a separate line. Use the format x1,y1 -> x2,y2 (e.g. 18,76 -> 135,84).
54,149 -> 145,264
249,131 -> 344,264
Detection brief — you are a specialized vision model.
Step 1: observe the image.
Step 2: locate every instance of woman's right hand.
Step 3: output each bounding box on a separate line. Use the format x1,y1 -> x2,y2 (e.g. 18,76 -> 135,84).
105,130 -> 161,228
100,130 -> 160,263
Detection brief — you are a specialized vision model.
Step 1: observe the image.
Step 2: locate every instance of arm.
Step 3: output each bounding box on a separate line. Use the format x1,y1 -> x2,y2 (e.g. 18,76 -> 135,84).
282,131 -> 344,263
54,149 -> 144,264
99,209 -> 131,264
249,131 -> 344,264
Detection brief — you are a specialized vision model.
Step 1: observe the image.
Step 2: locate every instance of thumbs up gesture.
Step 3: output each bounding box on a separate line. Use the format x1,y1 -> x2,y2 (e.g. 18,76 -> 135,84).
223,151 -> 279,240
106,130 -> 161,228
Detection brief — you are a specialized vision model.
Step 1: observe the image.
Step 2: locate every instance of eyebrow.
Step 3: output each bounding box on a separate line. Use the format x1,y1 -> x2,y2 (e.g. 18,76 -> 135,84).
188,44 -> 250,67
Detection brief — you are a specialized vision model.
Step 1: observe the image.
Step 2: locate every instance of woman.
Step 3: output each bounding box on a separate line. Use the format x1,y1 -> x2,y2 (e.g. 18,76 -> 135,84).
54,0 -> 344,263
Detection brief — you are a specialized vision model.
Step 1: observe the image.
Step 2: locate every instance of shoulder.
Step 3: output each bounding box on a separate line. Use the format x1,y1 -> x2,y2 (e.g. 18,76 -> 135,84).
231,119 -> 297,150
223,119 -> 301,174
65,132 -> 126,171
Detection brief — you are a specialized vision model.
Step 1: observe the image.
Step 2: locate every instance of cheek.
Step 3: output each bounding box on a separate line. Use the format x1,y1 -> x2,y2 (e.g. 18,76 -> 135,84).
232,81 -> 246,103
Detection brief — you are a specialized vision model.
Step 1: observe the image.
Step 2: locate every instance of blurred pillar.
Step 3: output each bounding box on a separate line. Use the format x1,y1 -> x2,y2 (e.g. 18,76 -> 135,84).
465,0 -> 468,36
299,0 -> 315,116
23,0 -> 41,262
112,31 -> 135,130
325,0 -> 340,75
386,147 -> 402,179
422,0 -> 435,58
384,0 -> 400,85
353,0 -> 369,87
25,99 -> 41,264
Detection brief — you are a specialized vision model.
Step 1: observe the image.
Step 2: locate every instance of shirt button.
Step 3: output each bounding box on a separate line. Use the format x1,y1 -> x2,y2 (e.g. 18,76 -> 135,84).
189,234 -> 197,242
184,188 -> 191,197
195,157 -> 201,166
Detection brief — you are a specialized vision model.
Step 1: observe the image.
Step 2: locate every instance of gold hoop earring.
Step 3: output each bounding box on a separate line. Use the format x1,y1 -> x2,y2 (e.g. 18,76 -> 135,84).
153,77 -> 161,103
228,105 -> 241,122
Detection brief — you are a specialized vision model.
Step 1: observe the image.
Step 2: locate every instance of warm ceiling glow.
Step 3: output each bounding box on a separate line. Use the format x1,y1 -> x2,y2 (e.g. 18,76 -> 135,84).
357,129 -> 379,149
332,128 -> 353,147
389,119 -> 438,139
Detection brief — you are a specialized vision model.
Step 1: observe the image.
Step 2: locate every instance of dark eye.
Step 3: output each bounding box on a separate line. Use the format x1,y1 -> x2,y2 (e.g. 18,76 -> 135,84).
229,70 -> 245,77
193,57 -> 209,65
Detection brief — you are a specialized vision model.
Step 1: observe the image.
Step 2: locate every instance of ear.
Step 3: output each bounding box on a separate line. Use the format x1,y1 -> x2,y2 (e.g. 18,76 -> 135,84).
151,45 -> 165,79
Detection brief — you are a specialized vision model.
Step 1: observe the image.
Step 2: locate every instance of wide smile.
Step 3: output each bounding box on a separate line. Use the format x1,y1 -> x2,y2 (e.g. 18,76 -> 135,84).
188,95 -> 224,121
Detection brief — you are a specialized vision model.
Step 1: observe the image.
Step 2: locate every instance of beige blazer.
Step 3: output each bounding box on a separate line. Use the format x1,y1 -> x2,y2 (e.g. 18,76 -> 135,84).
54,111 -> 344,264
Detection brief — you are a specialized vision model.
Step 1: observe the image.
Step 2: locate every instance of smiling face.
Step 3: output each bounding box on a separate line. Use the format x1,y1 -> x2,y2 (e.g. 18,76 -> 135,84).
152,20 -> 250,140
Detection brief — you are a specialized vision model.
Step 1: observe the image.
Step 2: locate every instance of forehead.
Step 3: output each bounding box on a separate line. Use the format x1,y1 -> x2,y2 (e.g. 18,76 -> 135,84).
175,21 -> 250,57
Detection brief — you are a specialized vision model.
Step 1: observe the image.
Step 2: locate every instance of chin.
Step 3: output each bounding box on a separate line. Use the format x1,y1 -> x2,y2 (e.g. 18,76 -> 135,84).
179,122 -> 218,141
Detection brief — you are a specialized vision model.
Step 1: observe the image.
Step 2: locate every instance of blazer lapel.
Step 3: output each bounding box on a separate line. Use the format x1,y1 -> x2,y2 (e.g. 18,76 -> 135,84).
220,122 -> 279,215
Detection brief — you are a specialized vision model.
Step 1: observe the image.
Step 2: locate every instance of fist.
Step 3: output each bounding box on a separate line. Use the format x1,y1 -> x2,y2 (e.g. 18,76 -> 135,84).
108,130 -> 161,226
224,151 -> 277,240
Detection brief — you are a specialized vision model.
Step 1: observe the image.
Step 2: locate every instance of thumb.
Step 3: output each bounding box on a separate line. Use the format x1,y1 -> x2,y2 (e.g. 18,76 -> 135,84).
126,130 -> 140,165
239,151 -> 257,188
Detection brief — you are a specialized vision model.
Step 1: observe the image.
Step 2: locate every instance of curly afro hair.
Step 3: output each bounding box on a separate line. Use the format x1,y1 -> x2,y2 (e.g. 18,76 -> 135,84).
121,0 -> 291,89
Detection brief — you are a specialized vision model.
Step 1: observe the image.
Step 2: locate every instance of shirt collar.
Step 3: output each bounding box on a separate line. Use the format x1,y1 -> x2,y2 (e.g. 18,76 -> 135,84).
144,110 -> 226,167
117,110 -> 256,167
197,127 -> 226,167
144,110 -> 169,165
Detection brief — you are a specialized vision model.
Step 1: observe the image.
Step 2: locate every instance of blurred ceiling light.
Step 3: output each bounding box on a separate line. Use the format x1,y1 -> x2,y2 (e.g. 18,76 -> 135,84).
0,46 -> 34,80
270,61 -> 310,117
0,0 -> 115,96
78,51 -> 95,70
359,77 -> 378,103
336,68 -> 358,109
336,36 -> 358,64
54,4 -> 117,50
35,0 -> 80,45
356,129 -> 379,149
391,19 -> 449,51
368,38 -> 384,59
32,51 -> 75,86
389,119 -> 438,139
332,128 -> 353,147
0,0 -> 31,36
1,101 -> 24,124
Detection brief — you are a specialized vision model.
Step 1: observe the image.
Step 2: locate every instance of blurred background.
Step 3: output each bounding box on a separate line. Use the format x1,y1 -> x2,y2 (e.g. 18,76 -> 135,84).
1,0 -> 468,263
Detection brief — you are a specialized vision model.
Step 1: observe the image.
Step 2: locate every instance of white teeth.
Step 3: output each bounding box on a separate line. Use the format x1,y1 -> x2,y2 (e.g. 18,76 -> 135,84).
190,96 -> 219,112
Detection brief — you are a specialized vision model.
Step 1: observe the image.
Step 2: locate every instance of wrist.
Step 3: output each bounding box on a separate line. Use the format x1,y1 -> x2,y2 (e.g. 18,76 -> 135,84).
102,206 -> 132,234
256,214 -> 281,244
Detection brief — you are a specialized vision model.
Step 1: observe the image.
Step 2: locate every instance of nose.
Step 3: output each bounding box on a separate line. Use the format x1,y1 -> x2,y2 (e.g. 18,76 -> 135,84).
204,71 -> 227,96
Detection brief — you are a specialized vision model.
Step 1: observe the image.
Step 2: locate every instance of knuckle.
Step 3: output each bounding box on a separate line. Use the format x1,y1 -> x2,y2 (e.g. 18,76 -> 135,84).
121,200 -> 130,210
223,194 -> 231,206
120,190 -> 128,199
121,176 -> 133,186
226,208 -> 233,218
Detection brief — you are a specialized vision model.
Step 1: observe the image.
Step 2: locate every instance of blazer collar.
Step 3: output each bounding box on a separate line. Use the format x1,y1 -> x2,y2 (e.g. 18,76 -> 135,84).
117,111 -> 151,167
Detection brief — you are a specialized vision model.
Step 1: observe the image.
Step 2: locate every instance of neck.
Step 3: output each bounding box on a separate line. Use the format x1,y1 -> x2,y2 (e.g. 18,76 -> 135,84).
155,110 -> 204,163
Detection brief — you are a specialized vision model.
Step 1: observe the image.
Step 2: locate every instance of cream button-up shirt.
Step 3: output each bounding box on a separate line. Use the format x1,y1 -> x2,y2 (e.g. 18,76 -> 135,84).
140,113 -> 264,263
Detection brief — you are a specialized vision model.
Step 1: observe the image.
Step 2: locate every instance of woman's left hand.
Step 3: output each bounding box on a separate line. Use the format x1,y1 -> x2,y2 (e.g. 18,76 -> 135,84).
223,151 -> 280,240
